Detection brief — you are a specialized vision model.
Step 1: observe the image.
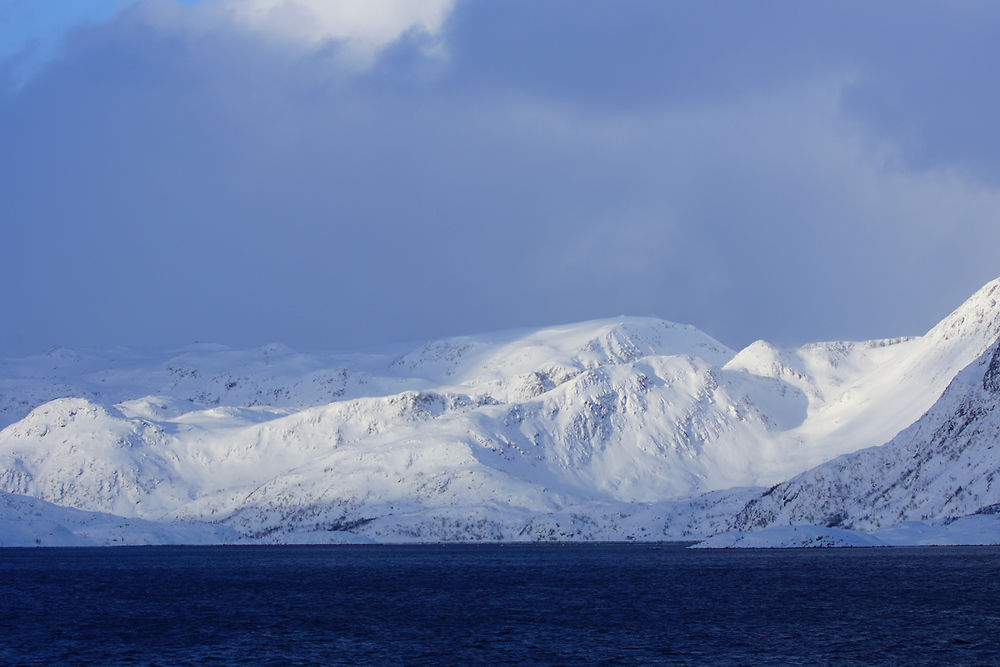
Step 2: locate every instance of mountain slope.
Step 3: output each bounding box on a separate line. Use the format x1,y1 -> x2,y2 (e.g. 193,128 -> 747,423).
0,491 -> 241,547
0,279 -> 997,543
733,338 -> 1000,532
725,278 -> 1000,474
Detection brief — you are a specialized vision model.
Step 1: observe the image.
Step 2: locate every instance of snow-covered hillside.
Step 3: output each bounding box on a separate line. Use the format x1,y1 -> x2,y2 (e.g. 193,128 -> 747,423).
725,277 -> 1000,473
0,278 -> 997,544
0,491 -> 241,547
733,338 -> 1000,532
692,514 -> 1000,548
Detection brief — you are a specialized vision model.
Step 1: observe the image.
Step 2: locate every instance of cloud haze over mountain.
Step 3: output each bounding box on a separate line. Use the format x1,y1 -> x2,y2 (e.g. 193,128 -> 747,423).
1,0 -> 998,355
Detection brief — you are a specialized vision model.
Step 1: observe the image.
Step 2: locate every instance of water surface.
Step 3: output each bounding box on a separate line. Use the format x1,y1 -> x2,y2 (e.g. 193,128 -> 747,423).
1,543 -> 998,664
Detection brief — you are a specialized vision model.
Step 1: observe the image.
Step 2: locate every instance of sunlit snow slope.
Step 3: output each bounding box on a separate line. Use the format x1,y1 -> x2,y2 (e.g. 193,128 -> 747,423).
0,278 -> 997,542
733,337 -> 1000,532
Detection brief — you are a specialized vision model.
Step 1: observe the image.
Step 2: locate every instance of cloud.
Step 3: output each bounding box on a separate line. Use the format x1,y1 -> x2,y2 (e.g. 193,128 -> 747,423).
1,1 -> 999,356
0,0 -> 143,85
453,80 -> 1000,346
1,0 -> 458,87
218,0 -> 456,65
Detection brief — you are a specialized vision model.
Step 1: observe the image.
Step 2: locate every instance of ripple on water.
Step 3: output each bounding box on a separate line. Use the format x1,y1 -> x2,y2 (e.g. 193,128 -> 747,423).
0,544 -> 998,664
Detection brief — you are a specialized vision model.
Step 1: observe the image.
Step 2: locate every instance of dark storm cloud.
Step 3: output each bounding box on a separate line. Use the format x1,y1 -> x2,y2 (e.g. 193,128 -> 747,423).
440,0 -> 1000,181
1,1 -> 998,356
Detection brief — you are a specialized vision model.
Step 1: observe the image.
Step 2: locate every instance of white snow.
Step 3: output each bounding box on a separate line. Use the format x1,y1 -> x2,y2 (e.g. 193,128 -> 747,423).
734,336 -> 1000,533
0,491 -> 241,547
0,277 -> 998,544
692,514 -> 1000,549
691,525 -> 886,548
872,515 -> 1000,546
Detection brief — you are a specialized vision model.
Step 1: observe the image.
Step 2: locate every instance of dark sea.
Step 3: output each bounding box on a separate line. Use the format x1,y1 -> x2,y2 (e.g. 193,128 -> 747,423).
1,543 -> 998,665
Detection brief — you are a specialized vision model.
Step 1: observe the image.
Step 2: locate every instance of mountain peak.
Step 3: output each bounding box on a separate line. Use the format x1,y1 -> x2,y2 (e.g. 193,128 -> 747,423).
3,279 -> 1000,544
926,277 -> 1000,346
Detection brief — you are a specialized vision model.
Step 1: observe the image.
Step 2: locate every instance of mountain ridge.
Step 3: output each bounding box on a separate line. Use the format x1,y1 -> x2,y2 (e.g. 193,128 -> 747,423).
732,337 -> 1000,533
1,278 -> 998,543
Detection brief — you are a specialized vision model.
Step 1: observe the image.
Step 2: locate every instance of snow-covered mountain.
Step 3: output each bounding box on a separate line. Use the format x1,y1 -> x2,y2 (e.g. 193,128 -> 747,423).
732,336 -> 1000,533
0,491 -> 241,547
0,277 -> 997,543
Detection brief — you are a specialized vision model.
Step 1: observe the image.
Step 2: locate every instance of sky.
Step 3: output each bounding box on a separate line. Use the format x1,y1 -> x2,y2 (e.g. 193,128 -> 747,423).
1,0 -> 999,356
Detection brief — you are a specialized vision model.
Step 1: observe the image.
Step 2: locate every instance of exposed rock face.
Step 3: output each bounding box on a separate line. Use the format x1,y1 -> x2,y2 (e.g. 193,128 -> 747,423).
983,342 -> 1000,393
